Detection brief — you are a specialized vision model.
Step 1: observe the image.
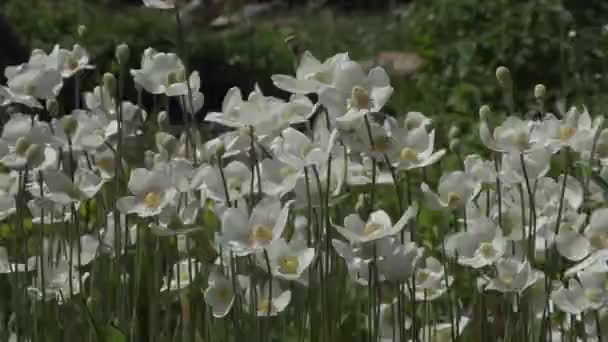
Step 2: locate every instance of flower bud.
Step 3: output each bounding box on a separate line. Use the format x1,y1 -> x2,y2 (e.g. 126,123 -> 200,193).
534,84 -> 546,100
103,72 -> 117,96
448,125 -> 460,140
46,98 -> 59,117
479,105 -> 491,121
144,150 -> 156,169
77,25 -> 87,37
449,139 -> 460,152
25,144 -> 44,167
156,132 -> 178,156
157,111 -> 169,130
495,66 -> 512,88
62,117 -> 79,137
115,43 -> 130,66
15,137 -> 31,156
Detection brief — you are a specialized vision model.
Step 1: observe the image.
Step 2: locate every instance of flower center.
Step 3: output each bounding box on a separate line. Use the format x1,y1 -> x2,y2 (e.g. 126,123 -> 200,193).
15,137 -> 31,157
447,192 -> 462,209
510,131 -> 530,150
416,270 -> 430,285
250,224 -> 274,244
95,158 -> 114,172
479,242 -> 497,259
590,233 -> 608,249
278,255 -> 299,274
218,287 -> 232,304
501,275 -> 514,285
399,147 -> 418,162
584,288 -> 602,302
257,299 -> 272,314
559,126 -> 577,142
143,192 -> 162,209
362,223 -> 383,237
350,86 -> 371,111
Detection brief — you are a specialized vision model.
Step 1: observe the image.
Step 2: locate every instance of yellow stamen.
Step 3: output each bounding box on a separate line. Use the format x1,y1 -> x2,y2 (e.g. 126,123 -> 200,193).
278,256 -> 299,274
143,192 -> 161,209
362,223 -> 383,237
250,224 -> 274,244
447,192 -> 461,209
559,126 -> 577,141
399,147 -> 418,162
350,86 -> 371,110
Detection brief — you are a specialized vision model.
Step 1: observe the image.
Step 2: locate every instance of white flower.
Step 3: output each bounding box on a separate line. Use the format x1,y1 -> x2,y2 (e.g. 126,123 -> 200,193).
410,257 -> 452,302
445,217 -> 506,268
421,171 -> 476,211
203,269 -> 235,318
4,49 -> 63,100
244,279 -> 291,317
217,198 -> 291,256
259,158 -> 300,197
117,168 -> 177,217
272,51 -> 350,94
131,48 -> 185,95
480,116 -> 540,153
499,147 -> 551,184
272,127 -> 327,170
486,257 -> 541,294
193,161 -> 251,203
555,213 -> 591,262
551,278 -> 593,315
319,62 -> 393,121
333,203 -> 417,244
390,126 -> 445,171
49,44 -> 94,78
377,238 -> 423,283
464,154 -> 497,187
584,208 -> 608,251
538,106 -> 600,153
39,168 -> 104,205
262,238 -> 315,281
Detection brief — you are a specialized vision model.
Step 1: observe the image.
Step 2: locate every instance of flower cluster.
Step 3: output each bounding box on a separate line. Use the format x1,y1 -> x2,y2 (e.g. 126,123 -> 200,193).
2,2 -> 608,342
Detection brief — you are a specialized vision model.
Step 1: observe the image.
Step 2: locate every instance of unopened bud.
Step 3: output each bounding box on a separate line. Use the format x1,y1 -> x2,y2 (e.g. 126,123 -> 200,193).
156,132 -> 178,155
62,117 -> 78,137
77,25 -> 87,37
46,98 -> 59,117
448,126 -> 460,140
449,139 -> 461,152
157,111 -> 168,130
15,137 -> 31,156
479,105 -> 491,121
496,66 -> 512,88
25,144 -> 44,167
534,84 -> 546,100
144,150 -> 156,169
115,43 -> 130,66
103,73 -> 117,96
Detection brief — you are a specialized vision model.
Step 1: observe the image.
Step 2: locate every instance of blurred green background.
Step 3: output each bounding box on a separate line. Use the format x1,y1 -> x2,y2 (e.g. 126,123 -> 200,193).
2,0 -> 608,150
